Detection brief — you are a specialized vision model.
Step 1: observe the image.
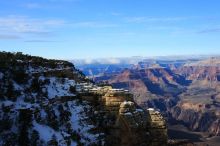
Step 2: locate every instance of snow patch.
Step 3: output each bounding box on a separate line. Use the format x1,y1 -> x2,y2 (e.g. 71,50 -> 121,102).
33,122 -> 66,145
147,108 -> 155,111
0,72 -> 3,79
44,77 -> 75,99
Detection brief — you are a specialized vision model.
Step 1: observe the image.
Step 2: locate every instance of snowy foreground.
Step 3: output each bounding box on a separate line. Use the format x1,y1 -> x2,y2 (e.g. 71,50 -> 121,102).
0,55 -> 103,146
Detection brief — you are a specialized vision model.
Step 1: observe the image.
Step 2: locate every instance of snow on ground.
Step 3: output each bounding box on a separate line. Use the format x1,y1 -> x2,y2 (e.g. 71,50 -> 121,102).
0,63 -> 101,145
32,100 -> 99,145
44,77 -> 76,99
68,101 -> 99,144
26,66 -> 44,74
0,72 -> 3,79
1,100 -> 14,106
136,109 -> 144,112
13,81 -> 24,91
26,66 -> 73,74
33,121 -> 67,145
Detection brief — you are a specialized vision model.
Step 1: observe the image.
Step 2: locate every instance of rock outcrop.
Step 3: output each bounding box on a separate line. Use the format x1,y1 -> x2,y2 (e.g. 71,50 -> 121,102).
102,91 -> 134,112
170,103 -> 220,136
175,66 -> 220,81
97,89 -> 168,146
147,108 -> 167,145
94,67 -> 189,104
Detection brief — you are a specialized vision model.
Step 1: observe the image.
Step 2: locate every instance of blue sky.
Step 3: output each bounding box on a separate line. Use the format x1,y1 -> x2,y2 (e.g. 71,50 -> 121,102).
0,0 -> 220,59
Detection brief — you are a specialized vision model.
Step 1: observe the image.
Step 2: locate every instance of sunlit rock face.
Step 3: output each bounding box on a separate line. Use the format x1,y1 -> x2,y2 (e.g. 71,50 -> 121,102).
100,90 -> 167,146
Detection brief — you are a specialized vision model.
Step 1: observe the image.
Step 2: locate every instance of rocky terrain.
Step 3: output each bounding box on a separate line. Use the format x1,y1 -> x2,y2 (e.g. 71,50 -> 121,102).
0,52 -> 167,146
94,67 -> 189,104
85,56 -> 220,145
169,58 -> 220,137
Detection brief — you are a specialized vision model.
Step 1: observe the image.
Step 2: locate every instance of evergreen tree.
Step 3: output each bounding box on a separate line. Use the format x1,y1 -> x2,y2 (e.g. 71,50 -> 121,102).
18,109 -> 32,146
47,134 -> 58,146
46,108 -> 59,131
6,80 -> 16,101
30,130 -> 40,146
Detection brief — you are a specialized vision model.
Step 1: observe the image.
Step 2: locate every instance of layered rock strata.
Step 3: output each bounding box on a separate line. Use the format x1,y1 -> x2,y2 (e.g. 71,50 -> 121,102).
99,89 -> 167,146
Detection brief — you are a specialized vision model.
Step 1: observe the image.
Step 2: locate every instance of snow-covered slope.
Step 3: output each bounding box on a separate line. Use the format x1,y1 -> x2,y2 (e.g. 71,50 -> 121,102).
0,52 -> 103,146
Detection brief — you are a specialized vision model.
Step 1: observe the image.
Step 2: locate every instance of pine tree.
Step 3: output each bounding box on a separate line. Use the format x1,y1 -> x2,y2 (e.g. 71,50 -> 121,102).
47,134 -> 58,146
31,130 -> 40,146
46,108 -> 59,131
7,80 -> 16,101
18,109 -> 32,146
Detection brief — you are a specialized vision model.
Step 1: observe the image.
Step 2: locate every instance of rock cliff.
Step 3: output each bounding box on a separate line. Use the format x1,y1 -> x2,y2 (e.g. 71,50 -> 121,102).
0,52 -> 167,146
92,88 -> 168,146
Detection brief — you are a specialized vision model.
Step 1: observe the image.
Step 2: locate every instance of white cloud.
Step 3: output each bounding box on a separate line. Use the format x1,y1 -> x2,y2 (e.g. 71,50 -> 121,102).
84,58 -> 94,64
0,15 -> 65,36
125,16 -> 189,23
0,15 -> 117,36
71,21 -> 118,28
78,58 -> 121,64
0,34 -> 21,40
105,58 -> 121,64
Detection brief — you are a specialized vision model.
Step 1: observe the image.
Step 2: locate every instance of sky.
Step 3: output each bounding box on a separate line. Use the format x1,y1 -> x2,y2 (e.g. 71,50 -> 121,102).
0,0 -> 220,59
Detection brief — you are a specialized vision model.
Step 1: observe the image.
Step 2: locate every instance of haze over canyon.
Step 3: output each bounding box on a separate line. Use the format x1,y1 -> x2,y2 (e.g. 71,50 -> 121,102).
75,55 -> 220,146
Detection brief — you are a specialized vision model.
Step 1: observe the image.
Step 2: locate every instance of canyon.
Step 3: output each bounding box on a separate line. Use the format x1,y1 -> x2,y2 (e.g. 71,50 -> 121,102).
0,52 -> 167,146
77,56 -> 220,145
